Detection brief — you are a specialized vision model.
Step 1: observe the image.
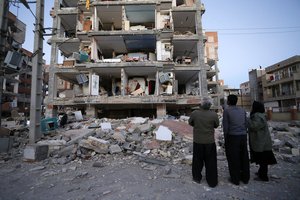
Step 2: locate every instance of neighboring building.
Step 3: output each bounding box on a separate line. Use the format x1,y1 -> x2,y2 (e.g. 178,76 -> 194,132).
240,81 -> 250,95
239,81 -> 251,111
47,0 -> 216,118
248,68 -> 265,103
262,55 -> 300,112
1,11 -> 32,117
222,88 -> 250,111
204,31 -> 220,109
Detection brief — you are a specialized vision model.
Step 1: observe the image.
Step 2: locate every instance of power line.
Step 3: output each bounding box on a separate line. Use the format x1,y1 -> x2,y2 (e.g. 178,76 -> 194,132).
205,26 -> 300,31
204,26 -> 300,35
219,29 -> 300,35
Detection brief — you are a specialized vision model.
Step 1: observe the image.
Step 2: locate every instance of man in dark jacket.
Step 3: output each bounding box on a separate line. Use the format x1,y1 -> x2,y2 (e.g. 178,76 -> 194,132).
222,94 -> 250,185
189,97 -> 219,187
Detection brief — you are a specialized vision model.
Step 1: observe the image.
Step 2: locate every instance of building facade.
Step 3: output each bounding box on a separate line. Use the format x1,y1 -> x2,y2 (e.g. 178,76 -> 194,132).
46,0 -> 219,118
248,68 -> 265,103
240,81 -> 250,95
1,11 -> 33,117
204,31 -> 220,109
262,55 -> 300,112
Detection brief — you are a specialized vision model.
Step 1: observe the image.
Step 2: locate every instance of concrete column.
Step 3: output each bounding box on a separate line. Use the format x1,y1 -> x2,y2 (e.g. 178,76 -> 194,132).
121,68 -> 127,96
157,104 -> 166,118
46,0 -> 60,118
86,105 -> 97,118
267,107 -> 272,121
196,0 -> 208,97
155,71 -> 160,95
291,106 -> 297,120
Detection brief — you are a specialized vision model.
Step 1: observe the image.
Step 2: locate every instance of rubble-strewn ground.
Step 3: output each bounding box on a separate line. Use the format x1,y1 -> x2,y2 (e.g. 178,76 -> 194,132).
0,117 -> 299,200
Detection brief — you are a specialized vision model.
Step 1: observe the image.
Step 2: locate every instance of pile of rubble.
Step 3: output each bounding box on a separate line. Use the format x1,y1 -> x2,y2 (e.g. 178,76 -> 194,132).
1,116 -> 300,166
34,116 -> 194,166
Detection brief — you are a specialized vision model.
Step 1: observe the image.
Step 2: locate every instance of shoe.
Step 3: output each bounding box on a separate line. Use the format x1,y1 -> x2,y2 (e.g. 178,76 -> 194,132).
242,180 -> 249,184
254,177 -> 269,182
208,183 -> 218,188
228,178 -> 239,185
193,178 -> 201,184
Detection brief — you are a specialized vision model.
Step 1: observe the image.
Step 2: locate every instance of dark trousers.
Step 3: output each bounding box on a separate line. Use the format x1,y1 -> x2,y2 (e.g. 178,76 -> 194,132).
192,142 -> 218,187
225,135 -> 250,184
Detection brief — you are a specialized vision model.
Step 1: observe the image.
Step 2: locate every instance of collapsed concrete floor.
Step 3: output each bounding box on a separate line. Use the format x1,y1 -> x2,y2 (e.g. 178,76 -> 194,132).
0,117 -> 300,200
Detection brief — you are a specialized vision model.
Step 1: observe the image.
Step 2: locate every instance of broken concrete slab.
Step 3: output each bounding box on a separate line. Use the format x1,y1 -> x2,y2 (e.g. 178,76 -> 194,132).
37,139 -> 67,153
130,117 -> 148,124
23,144 -> 49,161
161,120 -> 193,141
79,136 -> 109,154
155,125 -> 172,141
74,111 -> 83,121
122,142 -> 134,150
64,129 -> 96,145
101,122 -> 112,131
143,139 -> 160,150
139,123 -> 152,133
127,133 -> 143,142
109,144 -> 122,154
112,131 -> 126,142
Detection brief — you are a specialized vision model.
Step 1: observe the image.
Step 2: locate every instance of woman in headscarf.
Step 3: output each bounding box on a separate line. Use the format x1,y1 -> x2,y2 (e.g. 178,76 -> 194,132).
248,101 -> 277,181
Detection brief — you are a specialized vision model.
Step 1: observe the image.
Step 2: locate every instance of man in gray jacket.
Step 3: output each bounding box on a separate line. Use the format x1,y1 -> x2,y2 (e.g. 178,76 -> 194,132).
222,95 -> 250,185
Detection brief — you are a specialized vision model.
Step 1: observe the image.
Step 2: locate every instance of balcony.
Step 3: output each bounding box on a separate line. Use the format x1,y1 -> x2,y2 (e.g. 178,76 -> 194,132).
265,72 -> 300,87
264,93 -> 297,102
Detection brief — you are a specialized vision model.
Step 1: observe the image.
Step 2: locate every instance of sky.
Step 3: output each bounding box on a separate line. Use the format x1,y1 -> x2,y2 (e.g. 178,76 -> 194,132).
9,0 -> 300,88
201,0 -> 300,88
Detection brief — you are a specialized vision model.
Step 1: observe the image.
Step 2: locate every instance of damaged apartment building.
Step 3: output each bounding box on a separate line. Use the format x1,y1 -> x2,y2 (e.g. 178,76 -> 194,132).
1,10 -> 35,118
46,0 -> 220,119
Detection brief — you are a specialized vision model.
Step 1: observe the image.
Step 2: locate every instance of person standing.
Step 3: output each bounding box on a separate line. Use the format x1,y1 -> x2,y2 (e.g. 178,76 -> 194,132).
248,101 -> 277,181
222,94 -> 250,185
188,97 -> 219,187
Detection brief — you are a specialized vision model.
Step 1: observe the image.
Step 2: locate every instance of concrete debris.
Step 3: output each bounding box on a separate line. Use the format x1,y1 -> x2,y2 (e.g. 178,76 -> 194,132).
163,173 -> 181,179
161,120 -> 193,141
65,129 -> 96,145
79,136 -> 110,154
74,111 -> 83,121
155,125 -> 172,141
0,116 -> 299,169
130,117 -> 148,124
109,144 -> 122,154
100,122 -> 112,131
138,156 -> 168,166
29,166 -> 46,171
92,162 -> 105,168
23,144 -> 49,161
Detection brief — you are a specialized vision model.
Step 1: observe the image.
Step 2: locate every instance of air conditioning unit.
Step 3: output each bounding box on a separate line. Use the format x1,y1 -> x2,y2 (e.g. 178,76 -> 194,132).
4,51 -> 24,69
72,52 -> 89,63
167,72 -> 174,79
165,44 -> 172,51
159,73 -> 170,83
76,74 -> 89,84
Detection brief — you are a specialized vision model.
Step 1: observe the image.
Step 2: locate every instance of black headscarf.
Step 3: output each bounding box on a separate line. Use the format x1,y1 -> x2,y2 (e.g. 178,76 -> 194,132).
250,101 -> 265,116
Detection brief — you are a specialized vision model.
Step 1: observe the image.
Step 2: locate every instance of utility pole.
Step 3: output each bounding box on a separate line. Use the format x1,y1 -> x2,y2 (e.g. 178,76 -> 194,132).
0,0 -> 9,127
29,0 -> 44,143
